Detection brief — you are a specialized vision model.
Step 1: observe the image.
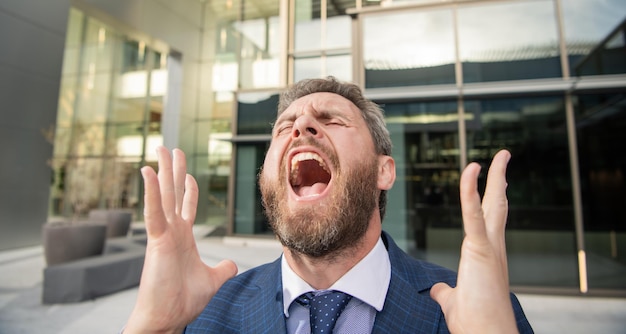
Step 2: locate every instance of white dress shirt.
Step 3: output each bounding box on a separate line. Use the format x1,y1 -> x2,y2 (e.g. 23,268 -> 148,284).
282,237 -> 391,333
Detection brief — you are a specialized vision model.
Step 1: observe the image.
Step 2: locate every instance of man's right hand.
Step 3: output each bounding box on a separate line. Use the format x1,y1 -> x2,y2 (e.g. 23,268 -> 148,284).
124,146 -> 238,333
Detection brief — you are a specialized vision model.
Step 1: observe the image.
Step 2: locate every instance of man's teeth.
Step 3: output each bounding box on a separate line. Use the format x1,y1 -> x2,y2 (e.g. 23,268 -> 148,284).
290,152 -> 330,181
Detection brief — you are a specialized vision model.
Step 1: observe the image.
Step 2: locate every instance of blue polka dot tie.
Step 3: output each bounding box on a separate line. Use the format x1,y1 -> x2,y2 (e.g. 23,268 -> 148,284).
297,290 -> 352,334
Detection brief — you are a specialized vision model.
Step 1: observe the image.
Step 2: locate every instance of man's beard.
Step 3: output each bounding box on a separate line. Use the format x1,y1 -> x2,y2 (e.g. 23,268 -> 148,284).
259,140 -> 379,258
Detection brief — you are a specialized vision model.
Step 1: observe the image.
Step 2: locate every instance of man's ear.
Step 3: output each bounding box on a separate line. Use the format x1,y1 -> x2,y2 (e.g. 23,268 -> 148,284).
377,155 -> 396,190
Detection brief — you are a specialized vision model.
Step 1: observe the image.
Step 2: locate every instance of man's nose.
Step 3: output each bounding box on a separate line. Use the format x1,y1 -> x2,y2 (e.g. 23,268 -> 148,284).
292,115 -> 320,138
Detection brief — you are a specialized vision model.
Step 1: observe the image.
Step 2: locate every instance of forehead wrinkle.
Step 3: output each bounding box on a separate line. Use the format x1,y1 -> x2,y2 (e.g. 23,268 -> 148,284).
275,98 -> 311,124
315,95 -> 359,119
275,93 -> 360,129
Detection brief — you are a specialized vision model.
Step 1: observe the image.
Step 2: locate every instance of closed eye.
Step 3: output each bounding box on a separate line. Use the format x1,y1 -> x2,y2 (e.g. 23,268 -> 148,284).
323,118 -> 345,127
275,122 -> 293,136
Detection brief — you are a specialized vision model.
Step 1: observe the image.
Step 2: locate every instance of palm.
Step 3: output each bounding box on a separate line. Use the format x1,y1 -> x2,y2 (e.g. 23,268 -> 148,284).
125,147 -> 237,333
431,150 -> 518,334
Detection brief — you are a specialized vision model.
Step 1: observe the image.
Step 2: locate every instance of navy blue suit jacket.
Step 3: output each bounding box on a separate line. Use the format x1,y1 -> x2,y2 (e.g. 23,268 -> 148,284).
186,231 -> 533,333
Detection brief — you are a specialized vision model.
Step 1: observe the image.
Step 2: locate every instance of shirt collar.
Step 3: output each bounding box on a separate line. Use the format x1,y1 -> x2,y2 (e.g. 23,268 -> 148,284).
281,237 -> 391,316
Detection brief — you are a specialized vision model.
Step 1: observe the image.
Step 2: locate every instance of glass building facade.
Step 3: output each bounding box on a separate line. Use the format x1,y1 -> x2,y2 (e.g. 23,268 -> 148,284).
52,0 -> 626,294
51,9 -> 168,219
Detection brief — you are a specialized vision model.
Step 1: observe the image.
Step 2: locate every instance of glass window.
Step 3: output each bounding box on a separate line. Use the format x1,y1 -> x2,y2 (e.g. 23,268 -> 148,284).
458,1 -> 561,83
294,0 -> 322,52
51,9 -> 166,220
189,116 -> 232,225
325,15 -> 351,49
56,76 -> 77,128
198,5 -> 243,226
562,0 -> 626,76
234,142 -> 271,234
238,15 -> 281,89
208,0 -> 283,90
383,100 -> 462,269
100,159 -> 141,209
294,56 -> 322,82
74,19 -> 119,124
295,55 -> 351,82
363,9 -> 456,88
466,96 -> 578,288
70,123 -> 107,156
236,92 -> 279,135
62,8 -> 84,77
107,123 -> 145,159
326,54 -> 352,82
294,0 -> 354,52
233,57 -> 278,234
191,151 -> 230,226
575,91 -> 626,290
63,157 -> 104,216
292,0 -> 352,82
393,0 -> 463,4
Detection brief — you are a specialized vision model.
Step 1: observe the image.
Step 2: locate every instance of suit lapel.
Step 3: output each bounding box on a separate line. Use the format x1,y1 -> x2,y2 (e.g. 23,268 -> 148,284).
240,258 -> 287,333
235,233 -> 448,333
372,232 -> 445,333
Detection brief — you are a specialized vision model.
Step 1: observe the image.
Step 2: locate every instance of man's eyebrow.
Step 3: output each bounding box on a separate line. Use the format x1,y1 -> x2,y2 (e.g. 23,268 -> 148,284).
317,109 -> 352,121
274,107 -> 351,125
274,112 -> 295,124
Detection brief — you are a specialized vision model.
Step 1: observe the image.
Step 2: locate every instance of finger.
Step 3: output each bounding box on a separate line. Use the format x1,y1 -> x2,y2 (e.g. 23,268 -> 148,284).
156,146 -> 176,221
172,149 -> 187,215
482,150 -> 511,281
182,174 -> 199,224
482,150 -> 511,237
141,166 -> 167,237
430,282 -> 453,312
459,162 -> 488,242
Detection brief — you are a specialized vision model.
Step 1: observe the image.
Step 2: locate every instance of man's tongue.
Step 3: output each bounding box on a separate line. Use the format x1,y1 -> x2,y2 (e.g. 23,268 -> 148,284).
296,183 -> 327,197
291,158 -> 331,197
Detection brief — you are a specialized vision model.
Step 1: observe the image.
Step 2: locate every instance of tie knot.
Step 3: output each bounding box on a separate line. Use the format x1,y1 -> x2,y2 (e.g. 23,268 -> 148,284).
297,290 -> 352,334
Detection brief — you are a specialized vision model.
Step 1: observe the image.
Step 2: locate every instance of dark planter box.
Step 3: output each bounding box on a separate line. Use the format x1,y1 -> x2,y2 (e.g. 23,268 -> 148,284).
42,236 -> 146,304
42,222 -> 107,266
88,209 -> 133,238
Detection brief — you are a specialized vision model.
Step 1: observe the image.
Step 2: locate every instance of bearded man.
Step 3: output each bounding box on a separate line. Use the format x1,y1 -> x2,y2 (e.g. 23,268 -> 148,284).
124,77 -> 533,333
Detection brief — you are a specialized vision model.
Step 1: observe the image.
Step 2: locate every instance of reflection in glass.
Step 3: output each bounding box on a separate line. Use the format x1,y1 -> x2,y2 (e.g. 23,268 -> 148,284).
294,0 -> 354,52
294,0 -> 322,52
294,54 -> 351,82
232,90 -> 287,234
234,142 -> 271,234
199,3 -> 249,225
237,15 -> 281,89
295,56 -> 322,82
458,1 -> 561,82
363,9 -> 455,88
293,0 -> 352,81
384,101 -> 461,269
100,159 -> 141,209
466,96 -> 578,288
562,0 -> 626,76
192,140 -> 231,226
107,123 -> 145,159
575,92 -> 626,290
190,116 -> 232,225
236,92 -> 279,135
50,9 -> 165,221
327,54 -> 352,82
325,16 -> 351,50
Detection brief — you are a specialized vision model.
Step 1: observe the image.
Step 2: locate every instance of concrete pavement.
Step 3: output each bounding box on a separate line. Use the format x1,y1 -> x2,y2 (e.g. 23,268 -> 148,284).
1,231 -> 625,333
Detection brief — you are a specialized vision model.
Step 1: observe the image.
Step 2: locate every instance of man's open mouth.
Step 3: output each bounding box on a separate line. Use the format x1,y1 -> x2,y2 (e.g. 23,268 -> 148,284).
289,152 -> 332,198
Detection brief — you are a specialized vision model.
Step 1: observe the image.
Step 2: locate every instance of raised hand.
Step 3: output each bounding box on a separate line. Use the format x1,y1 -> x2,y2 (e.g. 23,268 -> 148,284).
430,150 -> 518,334
125,146 -> 237,334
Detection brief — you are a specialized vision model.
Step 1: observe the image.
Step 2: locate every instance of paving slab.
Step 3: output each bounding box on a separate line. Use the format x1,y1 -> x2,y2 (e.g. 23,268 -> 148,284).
1,234 -> 624,333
